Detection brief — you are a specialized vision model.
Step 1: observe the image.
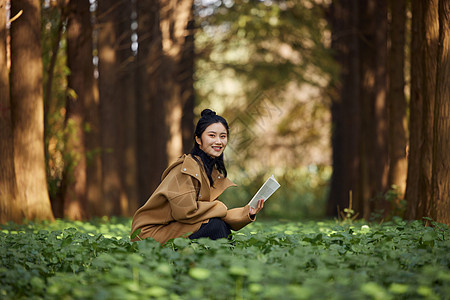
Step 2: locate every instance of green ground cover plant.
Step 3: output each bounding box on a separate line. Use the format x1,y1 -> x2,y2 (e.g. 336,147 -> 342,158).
1,217 -> 449,300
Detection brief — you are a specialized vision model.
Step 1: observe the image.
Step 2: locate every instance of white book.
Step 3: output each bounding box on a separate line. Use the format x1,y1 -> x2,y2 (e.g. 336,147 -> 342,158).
248,175 -> 281,209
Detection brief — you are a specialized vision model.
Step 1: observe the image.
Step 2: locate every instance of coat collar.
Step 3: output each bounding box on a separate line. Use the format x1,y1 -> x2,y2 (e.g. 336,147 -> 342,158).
162,154 -> 236,200
210,167 -> 237,200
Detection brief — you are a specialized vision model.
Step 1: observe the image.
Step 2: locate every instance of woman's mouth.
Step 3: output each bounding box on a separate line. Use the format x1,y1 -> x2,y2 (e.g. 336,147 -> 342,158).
212,146 -> 222,151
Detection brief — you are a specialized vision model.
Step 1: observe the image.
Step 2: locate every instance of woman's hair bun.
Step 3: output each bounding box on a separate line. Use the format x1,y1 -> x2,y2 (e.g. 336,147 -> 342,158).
201,109 -> 216,117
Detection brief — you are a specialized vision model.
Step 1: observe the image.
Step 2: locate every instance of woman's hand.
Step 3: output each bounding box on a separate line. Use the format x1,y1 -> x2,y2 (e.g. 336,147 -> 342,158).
249,199 -> 264,219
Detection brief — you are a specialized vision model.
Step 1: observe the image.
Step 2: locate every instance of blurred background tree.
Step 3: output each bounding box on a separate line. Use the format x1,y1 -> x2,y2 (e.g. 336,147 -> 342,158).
0,0 -> 23,223
327,0 -> 391,221
10,0 -> 54,221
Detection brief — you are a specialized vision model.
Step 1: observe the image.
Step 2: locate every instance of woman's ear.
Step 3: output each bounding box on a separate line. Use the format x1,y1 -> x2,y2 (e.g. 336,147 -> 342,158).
195,136 -> 202,146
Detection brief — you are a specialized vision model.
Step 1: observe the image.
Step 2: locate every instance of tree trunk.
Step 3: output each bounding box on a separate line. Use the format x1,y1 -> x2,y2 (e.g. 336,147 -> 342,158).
327,0 -> 361,217
373,0 -> 389,215
10,0 -> 54,221
160,0 -> 194,164
417,0 -> 439,220
405,0 -> 424,219
117,0 -> 139,216
0,0 -> 23,224
387,0 -> 407,205
97,0 -> 123,216
431,0 -> 450,225
64,0 -> 101,219
180,4 -> 195,154
136,1 -> 168,205
357,0 -> 389,219
83,18 -> 103,219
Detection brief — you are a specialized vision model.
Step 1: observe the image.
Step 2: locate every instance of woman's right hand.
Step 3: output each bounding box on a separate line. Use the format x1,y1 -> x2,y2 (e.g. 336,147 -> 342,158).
249,199 -> 264,219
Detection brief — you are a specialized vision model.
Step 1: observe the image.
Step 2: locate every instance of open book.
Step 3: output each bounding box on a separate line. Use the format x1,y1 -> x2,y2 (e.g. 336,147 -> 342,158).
248,175 -> 281,209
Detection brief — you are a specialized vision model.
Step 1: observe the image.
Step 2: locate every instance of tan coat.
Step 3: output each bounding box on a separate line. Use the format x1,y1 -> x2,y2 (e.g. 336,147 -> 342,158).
130,154 -> 254,244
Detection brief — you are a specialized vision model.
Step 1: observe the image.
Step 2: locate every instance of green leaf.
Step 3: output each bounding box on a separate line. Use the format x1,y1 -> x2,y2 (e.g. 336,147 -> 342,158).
60,236 -> 73,248
130,228 -> 141,240
173,237 -> 190,248
360,282 -> 389,300
144,286 -> 167,297
229,265 -> 249,277
389,283 -> 409,294
189,268 -> 211,280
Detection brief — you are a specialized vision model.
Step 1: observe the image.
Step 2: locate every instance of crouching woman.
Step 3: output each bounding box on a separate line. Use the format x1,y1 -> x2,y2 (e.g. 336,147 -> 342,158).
130,109 -> 264,244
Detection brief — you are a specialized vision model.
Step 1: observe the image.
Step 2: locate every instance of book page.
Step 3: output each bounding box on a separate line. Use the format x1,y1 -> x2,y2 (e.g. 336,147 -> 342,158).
248,175 -> 281,208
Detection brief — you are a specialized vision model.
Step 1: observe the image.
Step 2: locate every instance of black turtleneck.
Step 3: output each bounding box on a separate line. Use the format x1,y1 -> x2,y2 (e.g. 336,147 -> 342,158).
190,146 -> 227,187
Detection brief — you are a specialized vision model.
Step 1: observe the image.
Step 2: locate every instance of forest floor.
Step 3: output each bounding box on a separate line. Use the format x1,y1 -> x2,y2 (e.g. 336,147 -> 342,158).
1,217 -> 449,299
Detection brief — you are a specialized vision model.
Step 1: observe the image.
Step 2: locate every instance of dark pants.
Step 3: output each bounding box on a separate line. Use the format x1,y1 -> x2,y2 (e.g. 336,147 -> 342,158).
189,218 -> 231,240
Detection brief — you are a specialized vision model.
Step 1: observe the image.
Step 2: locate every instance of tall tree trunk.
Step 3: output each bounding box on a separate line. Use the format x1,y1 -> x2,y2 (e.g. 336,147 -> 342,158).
405,0 -> 424,219
160,0 -> 194,164
84,18 -> 103,219
117,0 -> 139,215
136,0 -> 168,205
180,5 -> 195,154
357,0 -> 389,219
327,0 -> 361,217
0,0 -> 23,223
431,0 -> 450,225
134,0 -> 196,206
97,0 -> 123,216
387,0 -> 407,205
417,0 -> 439,219
64,0 -> 101,219
98,0 -> 138,216
10,0 -> 54,221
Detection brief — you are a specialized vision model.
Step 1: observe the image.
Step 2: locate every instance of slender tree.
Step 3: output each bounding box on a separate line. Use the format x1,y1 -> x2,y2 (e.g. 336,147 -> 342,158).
357,0 -> 389,219
10,0 -> 54,221
135,0 -> 168,205
387,0 -> 407,203
134,0 -> 195,206
405,0 -> 424,219
179,2 -> 195,154
328,0 -> 392,219
0,1 -> 23,223
97,0 -> 139,216
160,0 -> 182,164
63,0 -> 101,219
159,0 -> 195,163
97,0 -> 124,216
327,0 -> 361,217
405,0 -> 439,220
430,0 -> 450,224
418,0 -> 439,219
118,0 -> 139,215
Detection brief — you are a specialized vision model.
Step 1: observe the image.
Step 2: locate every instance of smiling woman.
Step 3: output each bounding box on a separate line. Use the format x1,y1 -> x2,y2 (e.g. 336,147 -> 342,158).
130,109 -> 264,244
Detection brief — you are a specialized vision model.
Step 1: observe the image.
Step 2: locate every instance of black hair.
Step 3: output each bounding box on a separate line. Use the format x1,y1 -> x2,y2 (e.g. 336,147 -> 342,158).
190,109 -> 229,186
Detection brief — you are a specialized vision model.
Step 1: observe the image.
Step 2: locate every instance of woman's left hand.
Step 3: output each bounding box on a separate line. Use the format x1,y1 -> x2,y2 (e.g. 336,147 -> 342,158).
249,199 -> 264,218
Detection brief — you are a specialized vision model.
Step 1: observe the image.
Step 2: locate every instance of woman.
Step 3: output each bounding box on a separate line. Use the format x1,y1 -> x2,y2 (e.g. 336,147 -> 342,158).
130,109 -> 264,244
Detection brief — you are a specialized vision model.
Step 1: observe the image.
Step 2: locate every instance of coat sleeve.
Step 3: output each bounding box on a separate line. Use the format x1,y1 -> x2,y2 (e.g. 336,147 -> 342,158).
222,205 -> 255,231
165,172 -> 227,224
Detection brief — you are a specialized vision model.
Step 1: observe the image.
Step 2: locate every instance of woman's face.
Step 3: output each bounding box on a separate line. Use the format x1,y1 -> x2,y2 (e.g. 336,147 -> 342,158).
196,122 -> 228,158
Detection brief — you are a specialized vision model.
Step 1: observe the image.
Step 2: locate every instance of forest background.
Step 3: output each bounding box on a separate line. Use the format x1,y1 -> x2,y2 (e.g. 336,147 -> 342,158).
0,0 -> 449,225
